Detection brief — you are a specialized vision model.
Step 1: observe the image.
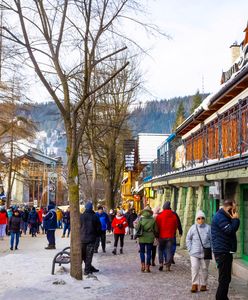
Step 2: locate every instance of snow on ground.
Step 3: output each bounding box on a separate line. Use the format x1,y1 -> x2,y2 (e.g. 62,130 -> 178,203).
0,231 -> 110,300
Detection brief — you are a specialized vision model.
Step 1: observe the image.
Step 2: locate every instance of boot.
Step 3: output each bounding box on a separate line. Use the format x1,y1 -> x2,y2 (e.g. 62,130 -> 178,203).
191,284 -> 198,293
141,263 -> 145,272
200,285 -> 207,292
130,235 -> 133,240
145,265 -> 151,273
61,235 -> 65,238
165,264 -> 171,271
112,248 -> 117,255
120,248 -> 123,254
159,264 -> 163,271
152,260 -> 156,266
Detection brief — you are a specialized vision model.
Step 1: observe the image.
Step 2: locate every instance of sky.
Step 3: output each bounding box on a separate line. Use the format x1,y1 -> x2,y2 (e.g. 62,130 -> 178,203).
135,0 -> 248,101
2,0 -> 248,104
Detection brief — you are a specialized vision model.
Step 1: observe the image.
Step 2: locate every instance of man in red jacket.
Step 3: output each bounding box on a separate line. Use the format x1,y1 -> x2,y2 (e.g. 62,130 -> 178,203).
156,201 -> 178,271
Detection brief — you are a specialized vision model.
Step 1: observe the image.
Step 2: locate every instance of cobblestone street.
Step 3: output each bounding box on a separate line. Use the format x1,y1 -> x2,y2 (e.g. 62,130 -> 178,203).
0,231 -> 247,300
93,234 -> 246,300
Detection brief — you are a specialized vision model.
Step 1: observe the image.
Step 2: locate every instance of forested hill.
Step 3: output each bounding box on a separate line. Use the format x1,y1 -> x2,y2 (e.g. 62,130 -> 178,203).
29,93 -> 208,138
129,94 -> 208,134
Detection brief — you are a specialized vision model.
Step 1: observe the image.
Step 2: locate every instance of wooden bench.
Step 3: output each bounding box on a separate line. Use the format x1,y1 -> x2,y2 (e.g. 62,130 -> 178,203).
52,246 -> 71,275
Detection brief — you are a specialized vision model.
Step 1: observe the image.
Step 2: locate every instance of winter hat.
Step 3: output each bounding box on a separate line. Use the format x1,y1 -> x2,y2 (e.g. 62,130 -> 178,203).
117,209 -> 124,215
195,210 -> 206,221
85,201 -> 93,211
48,202 -> 55,211
163,201 -> 171,210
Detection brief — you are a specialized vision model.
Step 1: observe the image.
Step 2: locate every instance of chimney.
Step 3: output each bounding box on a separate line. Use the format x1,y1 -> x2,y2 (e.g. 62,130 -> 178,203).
230,42 -> 240,65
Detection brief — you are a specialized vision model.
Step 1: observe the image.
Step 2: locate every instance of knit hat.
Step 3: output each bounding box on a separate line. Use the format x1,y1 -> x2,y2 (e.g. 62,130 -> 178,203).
85,201 -> 93,211
117,209 -> 124,215
163,201 -> 171,210
195,210 -> 206,221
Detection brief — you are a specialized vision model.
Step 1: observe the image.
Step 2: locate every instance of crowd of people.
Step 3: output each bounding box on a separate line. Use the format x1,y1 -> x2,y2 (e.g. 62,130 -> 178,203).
0,204 -> 70,250
0,198 -> 240,300
79,199 -> 240,300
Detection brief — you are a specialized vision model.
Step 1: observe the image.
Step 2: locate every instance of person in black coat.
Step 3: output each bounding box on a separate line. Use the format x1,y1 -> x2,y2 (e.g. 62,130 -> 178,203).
28,207 -> 39,237
80,201 -> 101,275
127,208 -> 137,239
22,207 -> 30,235
62,208 -> 70,238
9,209 -> 21,250
211,199 -> 240,300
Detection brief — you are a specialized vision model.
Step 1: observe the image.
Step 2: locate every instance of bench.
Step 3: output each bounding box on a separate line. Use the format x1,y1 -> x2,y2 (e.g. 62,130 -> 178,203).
52,246 -> 71,275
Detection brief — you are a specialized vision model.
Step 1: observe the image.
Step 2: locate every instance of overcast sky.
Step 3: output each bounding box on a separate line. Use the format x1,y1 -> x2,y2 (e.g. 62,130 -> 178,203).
137,0 -> 248,101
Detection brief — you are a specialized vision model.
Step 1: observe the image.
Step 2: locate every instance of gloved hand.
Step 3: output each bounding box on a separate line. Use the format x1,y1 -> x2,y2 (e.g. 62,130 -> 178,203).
117,223 -> 123,229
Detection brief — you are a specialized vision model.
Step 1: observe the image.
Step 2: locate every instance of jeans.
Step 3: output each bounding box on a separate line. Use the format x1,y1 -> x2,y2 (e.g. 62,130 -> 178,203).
215,253 -> 233,300
163,236 -> 177,261
47,230 -> 56,246
0,224 -> 6,238
30,224 -> 37,236
152,245 -> 157,263
158,238 -> 173,266
114,234 -> 124,248
139,243 -> 153,265
23,222 -> 28,234
57,220 -> 62,228
95,231 -> 106,251
63,223 -> 70,236
81,242 -> 95,274
10,231 -> 20,249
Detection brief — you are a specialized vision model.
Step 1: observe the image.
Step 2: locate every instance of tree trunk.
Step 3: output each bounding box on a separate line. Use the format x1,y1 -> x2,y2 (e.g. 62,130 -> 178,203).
67,154 -> 82,280
105,177 -> 115,210
90,152 -> 97,209
6,125 -> 14,208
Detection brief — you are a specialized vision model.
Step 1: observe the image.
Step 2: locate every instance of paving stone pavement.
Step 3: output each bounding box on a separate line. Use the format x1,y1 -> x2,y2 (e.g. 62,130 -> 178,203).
92,234 -> 247,300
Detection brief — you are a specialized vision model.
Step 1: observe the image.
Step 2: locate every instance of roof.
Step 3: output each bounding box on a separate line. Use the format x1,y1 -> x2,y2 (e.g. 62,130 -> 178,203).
138,133 -> 169,164
176,63 -> 248,136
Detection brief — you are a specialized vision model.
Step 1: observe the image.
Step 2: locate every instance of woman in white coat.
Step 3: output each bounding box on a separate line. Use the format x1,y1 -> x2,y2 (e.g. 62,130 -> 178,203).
186,210 -> 211,293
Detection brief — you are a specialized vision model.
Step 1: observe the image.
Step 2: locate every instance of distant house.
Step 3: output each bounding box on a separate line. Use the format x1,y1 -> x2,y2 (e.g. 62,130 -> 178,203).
2,148 -> 65,207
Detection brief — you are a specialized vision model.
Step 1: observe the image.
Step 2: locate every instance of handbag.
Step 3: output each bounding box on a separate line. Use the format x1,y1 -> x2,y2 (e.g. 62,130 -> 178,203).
196,225 -> 212,260
134,222 -> 143,239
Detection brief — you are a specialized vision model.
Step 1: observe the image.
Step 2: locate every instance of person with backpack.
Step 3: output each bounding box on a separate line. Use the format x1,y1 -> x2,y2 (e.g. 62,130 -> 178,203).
43,203 -> 57,249
111,209 -> 128,255
135,206 -> 158,272
9,209 -> 21,250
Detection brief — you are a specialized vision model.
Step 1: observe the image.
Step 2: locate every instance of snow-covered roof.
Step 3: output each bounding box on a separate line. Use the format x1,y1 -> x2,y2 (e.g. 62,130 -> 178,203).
138,133 -> 169,164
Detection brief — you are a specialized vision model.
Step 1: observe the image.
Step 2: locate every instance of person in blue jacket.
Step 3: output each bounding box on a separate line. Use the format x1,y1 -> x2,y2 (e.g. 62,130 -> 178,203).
211,199 -> 240,300
43,202 -> 57,249
94,205 -> 111,253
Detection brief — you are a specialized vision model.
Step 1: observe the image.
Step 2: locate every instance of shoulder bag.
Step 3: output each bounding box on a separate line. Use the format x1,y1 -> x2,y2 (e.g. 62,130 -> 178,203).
196,225 -> 212,260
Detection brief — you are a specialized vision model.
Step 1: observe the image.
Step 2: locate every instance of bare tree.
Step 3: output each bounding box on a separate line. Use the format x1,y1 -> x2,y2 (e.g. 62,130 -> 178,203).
0,0 -> 138,280
82,58 -> 139,209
